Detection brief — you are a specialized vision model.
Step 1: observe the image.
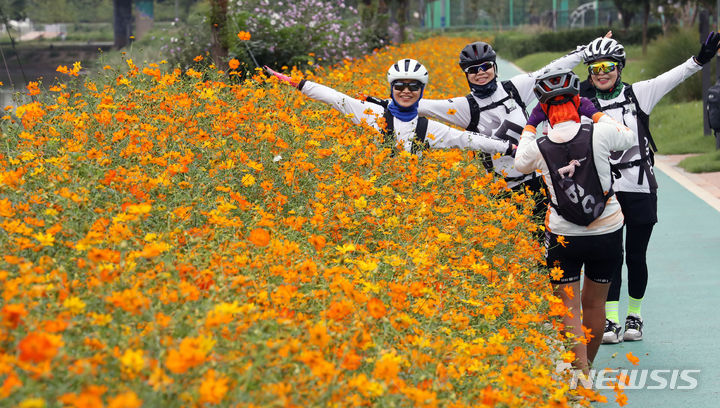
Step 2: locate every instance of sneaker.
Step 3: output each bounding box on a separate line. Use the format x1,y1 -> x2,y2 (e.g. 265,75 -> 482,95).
602,319 -> 623,344
623,314 -> 644,341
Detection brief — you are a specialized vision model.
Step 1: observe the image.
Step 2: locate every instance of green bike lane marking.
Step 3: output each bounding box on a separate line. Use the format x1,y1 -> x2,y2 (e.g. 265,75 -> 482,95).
495,56 -> 720,406
590,168 -> 720,407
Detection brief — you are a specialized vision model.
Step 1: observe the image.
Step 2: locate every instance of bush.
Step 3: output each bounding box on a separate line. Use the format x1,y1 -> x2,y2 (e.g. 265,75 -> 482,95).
643,26 -> 715,102
493,25 -> 663,59
0,35 -> 619,407
228,0 -> 371,72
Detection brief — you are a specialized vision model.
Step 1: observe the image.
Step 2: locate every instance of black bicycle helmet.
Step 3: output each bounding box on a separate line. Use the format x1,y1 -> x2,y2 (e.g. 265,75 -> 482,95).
458,41 -> 497,70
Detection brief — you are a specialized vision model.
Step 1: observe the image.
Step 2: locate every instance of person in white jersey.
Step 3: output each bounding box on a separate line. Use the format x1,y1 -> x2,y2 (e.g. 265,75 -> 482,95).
579,33 -> 720,344
415,40 -> 590,220
264,59 -> 513,157
515,67 -> 635,375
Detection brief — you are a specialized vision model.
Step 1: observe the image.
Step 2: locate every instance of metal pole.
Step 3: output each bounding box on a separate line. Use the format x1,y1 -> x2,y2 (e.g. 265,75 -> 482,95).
509,0 -> 514,28
595,0 -> 599,26
553,0 -> 557,31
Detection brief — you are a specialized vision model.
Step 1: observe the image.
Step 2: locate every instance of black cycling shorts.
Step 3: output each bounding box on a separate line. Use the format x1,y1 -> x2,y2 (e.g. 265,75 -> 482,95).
545,228 -> 624,285
616,191 -> 657,225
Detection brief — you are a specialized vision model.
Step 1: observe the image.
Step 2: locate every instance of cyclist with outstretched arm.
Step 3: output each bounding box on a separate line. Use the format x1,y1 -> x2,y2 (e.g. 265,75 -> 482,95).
264,59 -> 513,157
578,33 -> 720,344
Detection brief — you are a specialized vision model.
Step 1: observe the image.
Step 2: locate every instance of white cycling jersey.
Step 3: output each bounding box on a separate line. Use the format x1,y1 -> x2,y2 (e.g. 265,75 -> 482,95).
299,80 -> 511,155
515,114 -> 636,236
418,48 -> 586,188
587,56 -> 702,193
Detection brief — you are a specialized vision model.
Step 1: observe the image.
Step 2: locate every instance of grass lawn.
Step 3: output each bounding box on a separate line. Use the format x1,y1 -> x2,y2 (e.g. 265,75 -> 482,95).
512,46 -> 720,173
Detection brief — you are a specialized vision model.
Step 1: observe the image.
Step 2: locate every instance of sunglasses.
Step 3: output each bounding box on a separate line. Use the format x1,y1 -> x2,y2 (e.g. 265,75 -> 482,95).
588,61 -> 618,75
463,61 -> 495,74
392,81 -> 422,92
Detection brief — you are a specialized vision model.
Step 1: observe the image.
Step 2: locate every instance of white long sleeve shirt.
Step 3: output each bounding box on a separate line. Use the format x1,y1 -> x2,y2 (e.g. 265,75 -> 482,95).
299,81 -> 511,155
515,114 -> 635,236
592,57 -> 702,193
418,48 -> 585,187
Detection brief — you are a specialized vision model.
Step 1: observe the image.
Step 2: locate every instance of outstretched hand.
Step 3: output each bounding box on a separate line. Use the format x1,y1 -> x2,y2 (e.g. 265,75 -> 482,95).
264,66 -> 298,87
695,31 -> 720,66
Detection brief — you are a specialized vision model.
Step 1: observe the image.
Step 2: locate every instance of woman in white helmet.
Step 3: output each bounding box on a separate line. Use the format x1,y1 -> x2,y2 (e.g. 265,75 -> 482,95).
579,33 -> 720,345
264,59 -> 513,156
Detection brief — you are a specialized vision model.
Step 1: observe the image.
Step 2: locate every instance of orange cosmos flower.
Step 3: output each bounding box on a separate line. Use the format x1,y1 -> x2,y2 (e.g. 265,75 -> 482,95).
237,31 -> 251,41
199,369 -> 229,404
194,55 -> 204,62
372,352 -> 402,382
26,81 -> 40,96
2,303 -> 27,328
107,391 -> 142,408
626,351 -> 639,365
18,331 -> 63,363
308,234 -> 326,251
367,298 -> 387,319
248,228 -> 270,247
228,58 -> 240,70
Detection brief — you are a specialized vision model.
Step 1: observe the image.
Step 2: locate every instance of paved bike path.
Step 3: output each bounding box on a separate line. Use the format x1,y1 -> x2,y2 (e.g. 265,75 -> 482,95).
496,57 -> 720,407
591,168 -> 720,407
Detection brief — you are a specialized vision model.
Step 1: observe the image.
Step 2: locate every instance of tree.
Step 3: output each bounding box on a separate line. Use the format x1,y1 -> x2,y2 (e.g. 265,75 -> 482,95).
0,0 -> 27,21
612,0 -> 640,30
209,0 -> 229,64
113,0 -> 133,49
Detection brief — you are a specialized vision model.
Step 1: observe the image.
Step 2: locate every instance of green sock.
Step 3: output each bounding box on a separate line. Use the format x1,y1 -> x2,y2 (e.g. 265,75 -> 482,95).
605,301 -> 620,324
628,296 -> 642,318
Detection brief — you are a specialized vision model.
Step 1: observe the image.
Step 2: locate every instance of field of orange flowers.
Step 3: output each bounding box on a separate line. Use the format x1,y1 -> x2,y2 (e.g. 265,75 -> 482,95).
0,36 -> 623,407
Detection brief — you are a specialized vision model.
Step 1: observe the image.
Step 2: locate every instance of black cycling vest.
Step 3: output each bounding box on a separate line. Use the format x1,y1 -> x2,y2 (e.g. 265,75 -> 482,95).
365,96 -> 429,155
536,123 -> 614,226
580,81 -> 658,190
465,81 -> 529,181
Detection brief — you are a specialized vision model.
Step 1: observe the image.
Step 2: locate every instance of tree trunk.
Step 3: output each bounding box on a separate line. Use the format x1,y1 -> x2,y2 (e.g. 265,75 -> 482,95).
209,0 -> 229,64
397,0 -> 408,44
113,0 -> 133,49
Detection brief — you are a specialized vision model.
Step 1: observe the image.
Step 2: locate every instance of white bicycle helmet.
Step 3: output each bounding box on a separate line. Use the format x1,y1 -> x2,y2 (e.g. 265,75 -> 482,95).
534,67 -> 580,105
387,59 -> 429,86
583,37 -> 626,68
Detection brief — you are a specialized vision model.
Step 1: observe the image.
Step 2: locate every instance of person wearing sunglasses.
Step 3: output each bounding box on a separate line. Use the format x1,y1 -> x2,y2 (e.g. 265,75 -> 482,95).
514,67 -> 635,376
415,41 -> 591,222
264,59 -> 513,156
579,33 -> 720,345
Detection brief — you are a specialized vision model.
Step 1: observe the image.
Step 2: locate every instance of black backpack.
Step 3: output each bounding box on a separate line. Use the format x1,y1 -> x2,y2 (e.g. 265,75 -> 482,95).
466,81 -> 528,176
365,97 -> 429,155
707,82 -> 720,132
581,82 -> 658,190
537,123 -> 614,226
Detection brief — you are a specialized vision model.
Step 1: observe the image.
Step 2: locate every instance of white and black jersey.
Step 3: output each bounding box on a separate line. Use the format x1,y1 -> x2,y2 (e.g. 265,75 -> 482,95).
298,80 -> 511,155
580,56 -> 702,194
418,48 -> 586,188
515,114 -> 636,236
